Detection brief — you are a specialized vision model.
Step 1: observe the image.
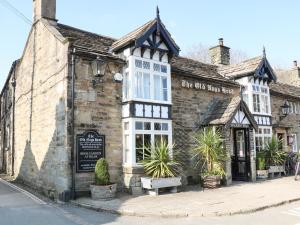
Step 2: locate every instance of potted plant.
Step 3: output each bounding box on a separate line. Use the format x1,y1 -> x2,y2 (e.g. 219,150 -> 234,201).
265,136 -> 287,177
192,127 -> 227,188
140,141 -> 182,196
256,151 -> 268,180
90,158 -> 117,200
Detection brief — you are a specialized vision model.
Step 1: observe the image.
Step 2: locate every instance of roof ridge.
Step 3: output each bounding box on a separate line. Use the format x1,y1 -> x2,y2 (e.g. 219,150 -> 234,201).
57,23 -> 118,41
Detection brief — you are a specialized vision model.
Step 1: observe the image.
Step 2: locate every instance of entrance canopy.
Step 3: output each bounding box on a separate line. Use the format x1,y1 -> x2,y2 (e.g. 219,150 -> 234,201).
202,96 -> 258,130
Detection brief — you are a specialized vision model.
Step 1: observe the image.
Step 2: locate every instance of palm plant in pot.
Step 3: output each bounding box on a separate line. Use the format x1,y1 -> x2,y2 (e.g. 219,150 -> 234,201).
192,127 -> 227,188
264,136 -> 287,176
256,151 -> 268,180
141,141 -> 182,196
90,158 -> 117,200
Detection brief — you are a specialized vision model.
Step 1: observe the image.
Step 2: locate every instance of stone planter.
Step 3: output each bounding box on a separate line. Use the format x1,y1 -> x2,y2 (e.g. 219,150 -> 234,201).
268,165 -> 286,178
90,183 -> 117,200
256,170 -> 268,180
202,175 -> 221,188
141,177 -> 182,196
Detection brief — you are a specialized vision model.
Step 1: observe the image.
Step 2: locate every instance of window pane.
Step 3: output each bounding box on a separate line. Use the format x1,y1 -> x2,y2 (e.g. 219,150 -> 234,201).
154,123 -> 161,130
135,72 -> 143,98
154,75 -> 161,100
143,61 -> 150,70
135,59 -> 142,68
136,149 -> 143,162
154,63 -> 160,72
161,65 -> 167,73
124,122 -> 129,130
135,122 -> 143,130
144,134 -> 151,148
162,123 -> 168,131
154,135 -> 161,145
135,134 -> 143,148
143,73 -> 150,99
144,122 -> 151,130
162,135 -> 168,145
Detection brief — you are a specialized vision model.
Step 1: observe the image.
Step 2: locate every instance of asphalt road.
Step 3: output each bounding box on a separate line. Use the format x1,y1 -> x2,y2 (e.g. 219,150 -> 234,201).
1,178 -> 300,225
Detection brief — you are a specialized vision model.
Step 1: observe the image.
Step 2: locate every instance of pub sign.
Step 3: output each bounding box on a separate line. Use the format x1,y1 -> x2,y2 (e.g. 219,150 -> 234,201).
76,130 -> 105,172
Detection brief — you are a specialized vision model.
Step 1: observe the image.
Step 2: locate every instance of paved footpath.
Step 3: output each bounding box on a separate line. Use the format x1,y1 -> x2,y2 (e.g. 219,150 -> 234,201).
74,177 -> 300,217
2,175 -> 300,225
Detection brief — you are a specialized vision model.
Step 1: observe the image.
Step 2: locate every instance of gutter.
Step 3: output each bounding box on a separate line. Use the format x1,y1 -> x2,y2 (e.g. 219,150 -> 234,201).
11,63 -> 16,176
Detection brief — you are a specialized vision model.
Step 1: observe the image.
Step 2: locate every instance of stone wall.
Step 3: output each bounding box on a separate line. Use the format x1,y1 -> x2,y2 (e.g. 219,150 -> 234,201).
171,73 -> 240,183
12,20 -> 70,198
73,57 -> 123,192
271,93 -> 300,151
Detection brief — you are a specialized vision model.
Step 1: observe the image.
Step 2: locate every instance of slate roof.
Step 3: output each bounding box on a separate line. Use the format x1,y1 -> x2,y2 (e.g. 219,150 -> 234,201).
202,96 -> 258,129
53,23 -> 237,86
111,19 -> 180,53
171,56 -> 239,85
270,82 -> 300,99
55,23 -> 117,54
218,56 -> 263,78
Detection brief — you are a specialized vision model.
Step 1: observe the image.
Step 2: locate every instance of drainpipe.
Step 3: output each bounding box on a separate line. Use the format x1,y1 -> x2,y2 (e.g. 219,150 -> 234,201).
11,63 -> 16,176
70,47 -> 76,200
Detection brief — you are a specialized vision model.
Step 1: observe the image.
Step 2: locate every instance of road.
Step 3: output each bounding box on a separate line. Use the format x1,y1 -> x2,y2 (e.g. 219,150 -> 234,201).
1,178 -> 300,225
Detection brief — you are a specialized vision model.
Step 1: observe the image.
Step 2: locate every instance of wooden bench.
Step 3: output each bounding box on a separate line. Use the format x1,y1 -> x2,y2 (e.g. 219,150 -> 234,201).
268,166 -> 286,178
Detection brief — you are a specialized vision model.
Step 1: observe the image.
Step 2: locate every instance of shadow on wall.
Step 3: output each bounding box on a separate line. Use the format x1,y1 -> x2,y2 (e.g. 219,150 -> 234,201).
16,98 -> 70,199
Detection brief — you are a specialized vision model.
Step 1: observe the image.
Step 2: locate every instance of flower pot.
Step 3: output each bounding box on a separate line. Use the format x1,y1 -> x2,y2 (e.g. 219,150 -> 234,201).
202,175 -> 221,188
256,170 -> 268,180
141,177 -> 181,196
90,183 -> 117,200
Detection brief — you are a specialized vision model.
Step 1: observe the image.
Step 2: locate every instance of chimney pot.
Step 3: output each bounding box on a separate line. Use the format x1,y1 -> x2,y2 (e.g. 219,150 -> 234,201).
293,60 -> 298,68
218,38 -> 224,46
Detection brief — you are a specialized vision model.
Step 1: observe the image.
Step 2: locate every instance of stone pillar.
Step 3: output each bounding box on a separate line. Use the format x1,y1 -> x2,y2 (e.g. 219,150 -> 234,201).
224,128 -> 232,185
123,166 -> 144,195
249,128 -> 256,182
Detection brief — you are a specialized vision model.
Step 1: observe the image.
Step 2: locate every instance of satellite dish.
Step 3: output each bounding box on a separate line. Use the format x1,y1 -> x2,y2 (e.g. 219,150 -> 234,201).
114,73 -> 123,82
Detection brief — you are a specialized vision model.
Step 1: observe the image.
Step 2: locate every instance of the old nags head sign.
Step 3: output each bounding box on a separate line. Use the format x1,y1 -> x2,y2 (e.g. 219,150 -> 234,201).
76,130 -> 105,172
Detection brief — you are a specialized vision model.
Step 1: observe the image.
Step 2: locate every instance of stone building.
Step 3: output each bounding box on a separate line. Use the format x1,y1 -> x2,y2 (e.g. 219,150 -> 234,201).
1,0 -> 300,200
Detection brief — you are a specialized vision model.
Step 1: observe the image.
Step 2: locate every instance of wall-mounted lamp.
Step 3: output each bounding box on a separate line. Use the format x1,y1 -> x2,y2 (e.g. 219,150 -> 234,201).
280,100 -> 290,119
91,57 -> 107,88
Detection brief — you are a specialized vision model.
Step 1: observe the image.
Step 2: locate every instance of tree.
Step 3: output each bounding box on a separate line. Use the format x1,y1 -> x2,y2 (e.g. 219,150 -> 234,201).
185,43 -> 248,65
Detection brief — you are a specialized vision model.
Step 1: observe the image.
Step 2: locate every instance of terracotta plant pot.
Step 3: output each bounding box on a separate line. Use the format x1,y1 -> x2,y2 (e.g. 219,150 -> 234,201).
202,175 -> 221,188
90,183 -> 117,200
256,170 -> 268,180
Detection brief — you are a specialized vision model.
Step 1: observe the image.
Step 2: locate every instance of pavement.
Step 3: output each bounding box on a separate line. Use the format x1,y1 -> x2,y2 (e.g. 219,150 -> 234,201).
2,174 -> 300,225
73,177 -> 300,218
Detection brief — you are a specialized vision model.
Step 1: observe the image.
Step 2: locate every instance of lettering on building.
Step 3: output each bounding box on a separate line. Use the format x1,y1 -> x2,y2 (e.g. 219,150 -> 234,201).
181,80 -> 234,95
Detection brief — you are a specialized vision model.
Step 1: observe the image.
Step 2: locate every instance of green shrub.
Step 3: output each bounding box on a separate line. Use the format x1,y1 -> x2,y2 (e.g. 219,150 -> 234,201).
142,141 -> 180,178
256,151 -> 266,170
264,136 -> 287,167
95,158 -> 110,185
192,127 -> 227,177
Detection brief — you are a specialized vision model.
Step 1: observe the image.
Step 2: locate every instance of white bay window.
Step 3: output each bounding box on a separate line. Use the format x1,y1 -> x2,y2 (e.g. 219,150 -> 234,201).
123,119 -> 172,166
123,56 -> 171,104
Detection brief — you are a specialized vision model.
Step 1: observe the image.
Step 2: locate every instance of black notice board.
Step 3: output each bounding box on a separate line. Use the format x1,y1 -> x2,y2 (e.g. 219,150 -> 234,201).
76,130 -> 105,173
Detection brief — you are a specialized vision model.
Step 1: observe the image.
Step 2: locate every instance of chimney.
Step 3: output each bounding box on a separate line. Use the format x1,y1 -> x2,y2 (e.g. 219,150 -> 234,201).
209,38 -> 230,65
33,0 -> 56,22
293,60 -> 300,78
293,60 -> 298,68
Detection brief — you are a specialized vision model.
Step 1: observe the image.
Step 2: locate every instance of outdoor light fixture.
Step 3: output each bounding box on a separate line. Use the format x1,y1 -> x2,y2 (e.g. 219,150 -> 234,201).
280,100 -> 290,118
91,57 -> 107,88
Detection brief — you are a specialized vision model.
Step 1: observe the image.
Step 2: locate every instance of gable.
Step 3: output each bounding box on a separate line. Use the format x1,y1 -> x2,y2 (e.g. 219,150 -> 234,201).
254,57 -> 277,82
111,10 -> 180,56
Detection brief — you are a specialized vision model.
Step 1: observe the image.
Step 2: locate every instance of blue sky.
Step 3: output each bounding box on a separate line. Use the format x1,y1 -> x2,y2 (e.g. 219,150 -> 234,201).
1,0 -> 300,87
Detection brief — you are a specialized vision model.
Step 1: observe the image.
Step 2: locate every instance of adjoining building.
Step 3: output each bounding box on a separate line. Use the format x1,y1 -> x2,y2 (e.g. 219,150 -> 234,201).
1,0 -> 300,199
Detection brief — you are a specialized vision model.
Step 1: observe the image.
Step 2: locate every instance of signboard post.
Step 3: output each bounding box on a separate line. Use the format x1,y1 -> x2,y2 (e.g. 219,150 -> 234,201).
76,130 -> 105,173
